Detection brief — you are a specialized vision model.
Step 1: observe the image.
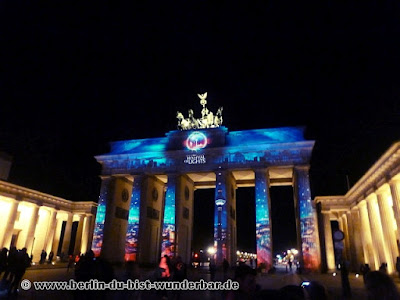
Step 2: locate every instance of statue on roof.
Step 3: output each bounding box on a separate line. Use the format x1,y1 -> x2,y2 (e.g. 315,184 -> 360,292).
176,93 -> 223,130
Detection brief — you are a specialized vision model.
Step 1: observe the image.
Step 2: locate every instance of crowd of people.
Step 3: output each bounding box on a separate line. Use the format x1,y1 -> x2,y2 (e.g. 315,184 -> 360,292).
1,245 -> 400,299
0,246 -> 31,296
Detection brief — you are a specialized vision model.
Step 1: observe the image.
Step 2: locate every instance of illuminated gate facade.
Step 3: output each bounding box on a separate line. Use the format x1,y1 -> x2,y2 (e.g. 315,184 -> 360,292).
91,95 -> 320,271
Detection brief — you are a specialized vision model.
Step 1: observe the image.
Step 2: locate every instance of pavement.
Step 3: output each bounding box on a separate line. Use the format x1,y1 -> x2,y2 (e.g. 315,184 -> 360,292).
1,262 -> 399,299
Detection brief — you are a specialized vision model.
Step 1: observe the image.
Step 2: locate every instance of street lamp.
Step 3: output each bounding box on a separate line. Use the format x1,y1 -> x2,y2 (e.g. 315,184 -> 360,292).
215,189 -> 226,265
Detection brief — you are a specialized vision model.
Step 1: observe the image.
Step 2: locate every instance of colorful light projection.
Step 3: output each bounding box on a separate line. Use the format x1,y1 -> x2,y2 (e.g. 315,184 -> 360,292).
91,179 -> 109,256
296,167 -> 319,270
255,170 -> 273,270
161,175 -> 176,257
214,170 -> 228,263
125,177 -> 142,261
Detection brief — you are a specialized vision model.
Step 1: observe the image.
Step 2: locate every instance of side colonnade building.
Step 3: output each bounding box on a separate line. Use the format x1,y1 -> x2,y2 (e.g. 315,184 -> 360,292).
315,141 -> 400,275
0,180 -> 97,263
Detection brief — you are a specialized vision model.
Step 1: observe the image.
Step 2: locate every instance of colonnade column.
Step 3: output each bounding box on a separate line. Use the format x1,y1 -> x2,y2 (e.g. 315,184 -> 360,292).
1,199 -> 20,249
350,207 -> 364,268
73,214 -> 85,255
80,214 -> 94,255
44,209 -> 58,255
341,212 -> 351,262
366,193 -> 391,271
358,200 -> 377,269
322,211 -> 335,271
294,166 -> 320,271
389,178 -> 400,244
61,213 -> 73,256
377,186 -> 399,274
24,203 -> 40,253
51,217 -> 64,256
346,210 -> 358,271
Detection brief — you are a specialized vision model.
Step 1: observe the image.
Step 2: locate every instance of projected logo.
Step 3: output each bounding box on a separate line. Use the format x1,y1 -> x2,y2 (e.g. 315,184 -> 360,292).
185,132 -> 208,151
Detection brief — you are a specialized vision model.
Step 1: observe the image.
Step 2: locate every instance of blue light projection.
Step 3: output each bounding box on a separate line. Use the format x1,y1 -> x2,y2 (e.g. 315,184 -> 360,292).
255,171 -> 272,270
161,175 -> 176,257
296,167 -> 319,270
125,177 -> 142,261
91,179 -> 109,257
214,170 -> 227,262
93,126 -> 315,265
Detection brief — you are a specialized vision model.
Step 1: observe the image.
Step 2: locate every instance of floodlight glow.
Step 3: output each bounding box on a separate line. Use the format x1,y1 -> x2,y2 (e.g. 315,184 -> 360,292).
208,247 -> 216,255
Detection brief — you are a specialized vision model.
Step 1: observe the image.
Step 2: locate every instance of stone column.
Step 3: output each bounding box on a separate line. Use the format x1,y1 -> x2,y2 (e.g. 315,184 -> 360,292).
346,211 -> 358,271
389,179 -> 400,243
61,213 -> 73,256
25,203 -> 40,253
359,200 -> 378,269
81,214 -> 94,255
293,166 -> 320,271
80,215 -> 89,255
52,217 -> 64,256
1,199 -> 20,248
214,169 -> 229,266
73,214 -> 85,255
350,207 -> 364,268
161,174 -> 178,258
366,193 -> 390,271
341,212 -> 351,262
126,176 -> 144,262
322,211 -> 335,271
254,169 -> 272,271
45,209 -> 58,254
377,186 -> 398,274
92,176 -> 112,256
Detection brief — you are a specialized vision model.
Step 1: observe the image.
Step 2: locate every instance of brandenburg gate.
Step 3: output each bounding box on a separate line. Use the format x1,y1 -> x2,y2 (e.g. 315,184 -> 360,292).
91,93 -> 320,271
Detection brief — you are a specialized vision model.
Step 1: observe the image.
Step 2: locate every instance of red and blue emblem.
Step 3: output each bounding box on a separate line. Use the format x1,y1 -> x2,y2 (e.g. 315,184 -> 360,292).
185,132 -> 208,151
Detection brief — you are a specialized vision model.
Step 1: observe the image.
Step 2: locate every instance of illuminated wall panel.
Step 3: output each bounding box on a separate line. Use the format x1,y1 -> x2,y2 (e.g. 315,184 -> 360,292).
125,176 -> 143,261
161,175 -> 176,257
255,170 -> 272,270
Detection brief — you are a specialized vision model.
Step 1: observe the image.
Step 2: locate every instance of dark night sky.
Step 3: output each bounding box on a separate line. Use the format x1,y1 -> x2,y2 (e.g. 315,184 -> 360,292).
1,1 -> 400,254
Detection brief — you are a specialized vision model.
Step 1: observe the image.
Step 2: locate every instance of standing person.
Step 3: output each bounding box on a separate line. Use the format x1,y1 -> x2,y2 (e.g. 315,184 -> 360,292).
1,246 -> 17,285
172,256 -> 187,300
225,264 -> 257,300
40,250 -> 47,264
48,251 -> 54,264
223,258 -> 230,280
8,248 -> 31,296
67,254 -> 75,272
364,270 -> 400,300
209,260 -> 217,281
0,248 -> 8,278
157,255 -> 171,300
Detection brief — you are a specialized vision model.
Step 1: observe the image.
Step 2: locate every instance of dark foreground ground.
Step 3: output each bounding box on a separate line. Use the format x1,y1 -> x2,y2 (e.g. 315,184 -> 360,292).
1,262 -> 399,299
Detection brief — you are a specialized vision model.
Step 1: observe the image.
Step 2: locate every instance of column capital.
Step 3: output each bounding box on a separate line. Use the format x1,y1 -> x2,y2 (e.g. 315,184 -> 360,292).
358,199 -> 367,208
294,165 -> 310,172
376,183 -> 391,197
366,192 -> 378,202
390,178 -> 400,186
